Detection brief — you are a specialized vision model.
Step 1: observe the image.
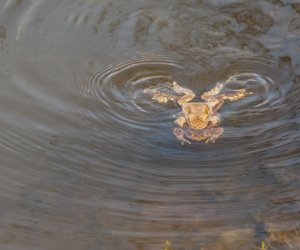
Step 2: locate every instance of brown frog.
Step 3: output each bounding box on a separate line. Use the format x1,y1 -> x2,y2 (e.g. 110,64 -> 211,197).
144,81 -> 251,144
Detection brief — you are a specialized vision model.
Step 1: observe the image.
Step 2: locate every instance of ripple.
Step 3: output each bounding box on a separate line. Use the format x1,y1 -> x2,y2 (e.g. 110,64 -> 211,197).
75,56 -> 186,131
224,57 -> 291,107
70,54 -> 299,230
74,55 -> 297,155
224,72 -> 277,108
207,56 -> 297,147
1,0 -> 300,248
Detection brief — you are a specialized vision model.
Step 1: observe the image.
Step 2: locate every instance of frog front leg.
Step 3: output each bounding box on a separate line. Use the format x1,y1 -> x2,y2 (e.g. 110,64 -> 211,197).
143,87 -> 180,104
207,113 -> 221,127
143,81 -> 195,105
172,81 -> 195,105
201,83 -> 225,111
220,89 -> 252,102
174,114 -> 186,128
201,82 -> 224,101
202,83 -> 252,103
150,91 -> 179,104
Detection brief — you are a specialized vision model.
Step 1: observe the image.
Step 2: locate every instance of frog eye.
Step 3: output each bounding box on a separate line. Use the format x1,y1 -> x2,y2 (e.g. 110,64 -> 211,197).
204,105 -> 209,114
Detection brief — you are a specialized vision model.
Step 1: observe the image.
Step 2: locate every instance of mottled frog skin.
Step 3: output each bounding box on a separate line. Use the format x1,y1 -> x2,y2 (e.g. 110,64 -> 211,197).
144,81 -> 251,144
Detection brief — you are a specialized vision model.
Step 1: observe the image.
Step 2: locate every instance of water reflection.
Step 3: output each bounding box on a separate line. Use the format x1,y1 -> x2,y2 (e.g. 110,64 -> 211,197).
0,0 -> 300,249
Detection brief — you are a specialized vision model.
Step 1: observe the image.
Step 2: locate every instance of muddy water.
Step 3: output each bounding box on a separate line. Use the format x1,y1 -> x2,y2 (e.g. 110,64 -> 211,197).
0,0 -> 300,249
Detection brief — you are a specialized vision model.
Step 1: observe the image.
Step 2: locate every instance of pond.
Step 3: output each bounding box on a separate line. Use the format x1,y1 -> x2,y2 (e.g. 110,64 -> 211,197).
0,0 -> 300,249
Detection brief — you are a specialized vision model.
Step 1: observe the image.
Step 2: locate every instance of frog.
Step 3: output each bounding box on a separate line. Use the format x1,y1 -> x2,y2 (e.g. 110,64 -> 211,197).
144,81 -> 251,144
173,101 -> 224,144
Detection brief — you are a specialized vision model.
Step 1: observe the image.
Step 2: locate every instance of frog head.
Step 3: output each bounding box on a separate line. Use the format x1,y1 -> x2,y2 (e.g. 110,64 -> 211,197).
182,102 -> 210,129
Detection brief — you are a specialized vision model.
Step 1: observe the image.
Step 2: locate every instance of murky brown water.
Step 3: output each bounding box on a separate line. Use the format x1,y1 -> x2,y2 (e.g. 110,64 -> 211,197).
1,0 -> 300,249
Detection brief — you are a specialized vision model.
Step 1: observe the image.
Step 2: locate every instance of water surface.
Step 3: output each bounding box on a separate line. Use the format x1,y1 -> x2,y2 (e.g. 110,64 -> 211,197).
0,0 -> 300,249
